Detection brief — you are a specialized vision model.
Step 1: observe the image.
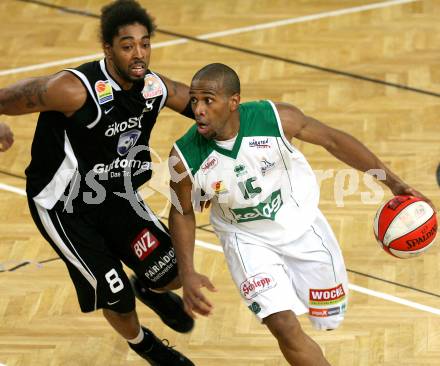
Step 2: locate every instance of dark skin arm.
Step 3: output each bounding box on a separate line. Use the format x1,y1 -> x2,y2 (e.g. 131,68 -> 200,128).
159,74 -> 191,114
276,102 -> 435,209
168,147 -> 217,318
0,71 -> 86,151
0,72 -> 86,116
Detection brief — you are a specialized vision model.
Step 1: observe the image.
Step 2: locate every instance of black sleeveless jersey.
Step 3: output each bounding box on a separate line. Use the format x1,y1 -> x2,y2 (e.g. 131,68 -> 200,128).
25,59 -> 168,212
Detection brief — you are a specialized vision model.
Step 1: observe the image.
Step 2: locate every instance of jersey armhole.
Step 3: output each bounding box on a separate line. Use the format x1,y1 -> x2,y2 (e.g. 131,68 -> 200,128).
153,72 -> 169,110
173,143 -> 195,184
266,100 -> 296,153
64,68 -> 102,129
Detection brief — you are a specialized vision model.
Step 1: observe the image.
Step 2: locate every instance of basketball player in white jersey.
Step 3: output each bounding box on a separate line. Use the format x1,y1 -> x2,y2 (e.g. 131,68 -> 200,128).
168,63 -> 433,365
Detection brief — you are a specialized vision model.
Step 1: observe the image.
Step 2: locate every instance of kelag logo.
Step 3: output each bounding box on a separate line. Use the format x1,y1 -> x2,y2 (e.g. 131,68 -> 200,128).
230,189 -> 283,223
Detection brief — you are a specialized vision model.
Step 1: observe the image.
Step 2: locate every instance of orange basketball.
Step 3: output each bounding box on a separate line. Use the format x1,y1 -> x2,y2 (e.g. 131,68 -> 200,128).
373,196 -> 437,258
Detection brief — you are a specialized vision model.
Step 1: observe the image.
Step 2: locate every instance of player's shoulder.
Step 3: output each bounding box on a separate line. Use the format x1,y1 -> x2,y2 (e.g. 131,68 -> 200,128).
73,60 -> 101,74
175,124 -> 214,174
239,99 -> 278,120
240,99 -> 271,111
47,71 -> 86,99
239,100 -> 281,136
176,124 -> 201,150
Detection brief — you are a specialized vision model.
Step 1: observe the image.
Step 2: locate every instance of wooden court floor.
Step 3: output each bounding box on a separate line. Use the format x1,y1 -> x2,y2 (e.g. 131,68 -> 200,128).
0,0 -> 440,365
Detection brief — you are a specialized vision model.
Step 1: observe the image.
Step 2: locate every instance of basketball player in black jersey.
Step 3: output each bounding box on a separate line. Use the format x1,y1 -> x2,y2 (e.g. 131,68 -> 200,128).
0,1 -> 195,365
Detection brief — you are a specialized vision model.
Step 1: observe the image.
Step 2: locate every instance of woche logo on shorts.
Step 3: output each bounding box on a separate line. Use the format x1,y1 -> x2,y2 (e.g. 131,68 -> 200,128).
240,273 -> 276,300
309,284 -> 345,306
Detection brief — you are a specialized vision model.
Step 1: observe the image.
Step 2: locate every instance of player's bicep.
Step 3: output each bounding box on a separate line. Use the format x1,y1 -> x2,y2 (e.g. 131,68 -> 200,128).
294,116 -> 340,149
0,72 -> 85,116
160,75 -> 190,113
276,102 -> 337,149
0,76 -> 50,115
45,72 -> 87,116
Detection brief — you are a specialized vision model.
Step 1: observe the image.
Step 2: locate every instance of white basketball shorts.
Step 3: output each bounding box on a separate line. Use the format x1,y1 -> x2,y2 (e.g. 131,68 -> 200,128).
219,210 -> 349,330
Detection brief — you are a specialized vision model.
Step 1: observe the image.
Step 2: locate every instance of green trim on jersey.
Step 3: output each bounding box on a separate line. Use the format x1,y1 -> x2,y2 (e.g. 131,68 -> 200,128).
175,124 -> 215,177
175,100 -> 281,176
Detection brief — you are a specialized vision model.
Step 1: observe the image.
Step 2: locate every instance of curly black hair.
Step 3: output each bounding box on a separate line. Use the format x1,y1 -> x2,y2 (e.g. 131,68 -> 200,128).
100,0 -> 156,44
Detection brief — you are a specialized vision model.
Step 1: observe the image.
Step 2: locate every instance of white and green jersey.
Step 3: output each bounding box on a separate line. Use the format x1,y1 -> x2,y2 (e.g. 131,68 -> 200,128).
174,100 -> 320,244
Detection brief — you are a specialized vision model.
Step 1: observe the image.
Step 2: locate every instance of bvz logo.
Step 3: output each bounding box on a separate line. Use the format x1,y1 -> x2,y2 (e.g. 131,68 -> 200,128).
117,130 -> 141,156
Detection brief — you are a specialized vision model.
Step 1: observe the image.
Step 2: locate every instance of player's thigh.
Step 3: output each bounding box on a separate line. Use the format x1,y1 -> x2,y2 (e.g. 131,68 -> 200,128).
28,199 -> 135,313
104,195 -> 178,289
287,212 -> 348,330
221,233 -> 308,321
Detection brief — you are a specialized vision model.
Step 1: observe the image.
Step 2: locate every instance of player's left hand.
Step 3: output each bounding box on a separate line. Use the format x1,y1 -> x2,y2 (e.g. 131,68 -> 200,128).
391,184 -> 436,212
0,122 -> 14,152
181,271 -> 217,318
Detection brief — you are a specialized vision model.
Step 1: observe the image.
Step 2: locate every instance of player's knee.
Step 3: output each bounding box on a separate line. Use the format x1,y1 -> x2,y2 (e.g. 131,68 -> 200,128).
92,268 -> 136,313
264,311 -> 304,347
103,308 -> 135,319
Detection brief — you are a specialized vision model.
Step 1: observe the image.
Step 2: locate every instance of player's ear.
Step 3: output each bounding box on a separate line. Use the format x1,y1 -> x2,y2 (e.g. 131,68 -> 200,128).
230,93 -> 240,112
103,43 -> 113,59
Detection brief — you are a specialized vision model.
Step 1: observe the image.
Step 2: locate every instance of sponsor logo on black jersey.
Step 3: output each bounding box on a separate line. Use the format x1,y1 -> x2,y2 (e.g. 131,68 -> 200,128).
93,158 -> 152,174
144,248 -> 177,283
105,117 -> 143,137
95,80 -> 114,105
142,74 -> 163,99
131,228 -> 160,260
117,130 -> 141,156
143,98 -> 156,113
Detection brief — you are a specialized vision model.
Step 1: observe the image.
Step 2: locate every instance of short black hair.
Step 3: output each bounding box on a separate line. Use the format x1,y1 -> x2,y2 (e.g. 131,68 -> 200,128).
192,63 -> 241,96
100,0 -> 156,44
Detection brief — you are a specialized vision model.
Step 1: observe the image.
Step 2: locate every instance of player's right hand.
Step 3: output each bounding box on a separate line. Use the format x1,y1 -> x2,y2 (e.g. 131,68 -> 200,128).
0,122 -> 14,152
391,182 -> 436,212
181,271 -> 217,318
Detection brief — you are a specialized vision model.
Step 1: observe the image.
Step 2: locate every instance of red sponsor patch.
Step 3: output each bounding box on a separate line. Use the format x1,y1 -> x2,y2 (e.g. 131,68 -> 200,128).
95,80 -> 106,93
142,74 -> 163,99
131,228 -> 159,260
211,180 -> 228,194
201,156 -> 218,173
309,284 -> 345,304
309,308 -> 329,317
240,273 -> 276,300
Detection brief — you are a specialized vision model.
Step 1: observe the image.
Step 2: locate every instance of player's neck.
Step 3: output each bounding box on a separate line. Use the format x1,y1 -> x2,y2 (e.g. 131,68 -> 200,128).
216,112 -> 240,141
105,59 -> 134,91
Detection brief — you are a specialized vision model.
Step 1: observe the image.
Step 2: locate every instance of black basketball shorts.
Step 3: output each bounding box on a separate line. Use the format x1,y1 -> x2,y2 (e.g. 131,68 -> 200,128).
28,193 -> 178,313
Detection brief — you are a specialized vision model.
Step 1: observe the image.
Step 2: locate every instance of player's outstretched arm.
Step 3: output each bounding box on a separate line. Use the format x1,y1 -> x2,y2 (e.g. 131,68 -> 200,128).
168,147 -> 217,318
159,74 -> 194,118
276,102 -> 435,209
0,72 -> 86,117
0,72 -> 86,153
